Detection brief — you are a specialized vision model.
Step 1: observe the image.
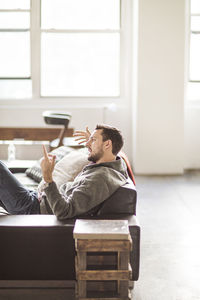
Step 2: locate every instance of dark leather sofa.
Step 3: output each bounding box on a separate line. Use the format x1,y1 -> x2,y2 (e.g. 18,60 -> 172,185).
0,153 -> 140,289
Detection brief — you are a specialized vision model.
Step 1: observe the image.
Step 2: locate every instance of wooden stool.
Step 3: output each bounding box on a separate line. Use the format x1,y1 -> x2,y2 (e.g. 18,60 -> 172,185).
73,219 -> 132,300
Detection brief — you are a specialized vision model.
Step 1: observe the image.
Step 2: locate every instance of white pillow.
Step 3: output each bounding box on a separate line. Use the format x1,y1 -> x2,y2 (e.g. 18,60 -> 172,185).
52,148 -> 89,188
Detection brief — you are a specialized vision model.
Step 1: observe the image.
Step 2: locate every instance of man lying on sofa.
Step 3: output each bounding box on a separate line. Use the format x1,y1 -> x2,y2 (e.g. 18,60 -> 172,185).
0,124 -> 129,219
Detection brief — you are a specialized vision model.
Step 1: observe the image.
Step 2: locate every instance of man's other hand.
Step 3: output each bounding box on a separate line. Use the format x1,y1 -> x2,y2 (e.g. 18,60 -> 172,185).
73,126 -> 91,144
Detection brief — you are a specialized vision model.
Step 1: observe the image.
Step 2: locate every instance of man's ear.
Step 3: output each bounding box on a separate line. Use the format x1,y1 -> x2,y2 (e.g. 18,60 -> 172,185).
104,139 -> 112,150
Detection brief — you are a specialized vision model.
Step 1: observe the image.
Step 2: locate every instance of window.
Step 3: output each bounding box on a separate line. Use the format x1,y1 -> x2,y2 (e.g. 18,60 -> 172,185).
188,0 -> 200,100
41,0 -> 120,97
0,0 -> 32,98
0,0 -> 121,99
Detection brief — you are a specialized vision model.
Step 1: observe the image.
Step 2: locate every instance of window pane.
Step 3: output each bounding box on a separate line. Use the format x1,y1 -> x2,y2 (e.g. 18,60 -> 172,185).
41,0 -> 120,30
0,32 -> 30,77
0,79 -> 32,98
0,12 -> 30,29
187,82 -> 200,100
189,34 -> 200,81
0,0 -> 30,9
41,33 -> 120,96
191,16 -> 200,31
191,0 -> 200,14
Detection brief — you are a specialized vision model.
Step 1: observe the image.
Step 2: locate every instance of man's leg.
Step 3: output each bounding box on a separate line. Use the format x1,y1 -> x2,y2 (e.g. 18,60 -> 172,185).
0,161 -> 40,214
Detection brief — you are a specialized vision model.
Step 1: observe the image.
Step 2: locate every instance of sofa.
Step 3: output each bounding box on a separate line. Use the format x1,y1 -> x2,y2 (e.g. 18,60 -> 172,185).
0,146 -> 140,290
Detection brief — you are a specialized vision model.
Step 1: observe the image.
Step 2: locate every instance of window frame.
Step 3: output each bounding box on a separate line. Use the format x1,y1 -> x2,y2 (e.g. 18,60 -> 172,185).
186,0 -> 200,102
0,6 -> 31,79
32,0 -> 122,99
0,0 -> 131,102
189,9 -> 200,82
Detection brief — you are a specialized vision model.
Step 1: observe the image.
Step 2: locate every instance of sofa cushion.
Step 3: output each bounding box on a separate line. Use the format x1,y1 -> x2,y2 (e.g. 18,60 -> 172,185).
0,205 -> 9,215
50,148 -> 88,188
14,173 -> 39,190
25,146 -> 75,183
37,148 -> 89,190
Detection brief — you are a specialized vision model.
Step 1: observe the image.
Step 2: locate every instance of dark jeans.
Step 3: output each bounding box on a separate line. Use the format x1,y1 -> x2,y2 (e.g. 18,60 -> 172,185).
0,161 -> 40,214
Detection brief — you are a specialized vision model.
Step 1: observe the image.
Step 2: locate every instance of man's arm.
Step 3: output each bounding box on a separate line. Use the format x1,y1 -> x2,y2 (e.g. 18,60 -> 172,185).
43,173 -> 112,220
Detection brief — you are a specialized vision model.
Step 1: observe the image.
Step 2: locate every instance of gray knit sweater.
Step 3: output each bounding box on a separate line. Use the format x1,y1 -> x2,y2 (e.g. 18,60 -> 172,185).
40,157 -> 128,219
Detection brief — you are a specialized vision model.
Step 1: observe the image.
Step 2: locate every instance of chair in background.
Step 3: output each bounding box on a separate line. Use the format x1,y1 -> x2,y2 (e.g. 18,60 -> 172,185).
43,111 -> 72,149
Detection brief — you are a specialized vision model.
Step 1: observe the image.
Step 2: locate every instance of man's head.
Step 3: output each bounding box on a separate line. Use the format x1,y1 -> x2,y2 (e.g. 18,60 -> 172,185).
86,124 -> 124,163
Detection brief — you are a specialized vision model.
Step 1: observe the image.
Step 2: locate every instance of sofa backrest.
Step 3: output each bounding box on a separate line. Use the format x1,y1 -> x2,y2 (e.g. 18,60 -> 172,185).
96,181 -> 137,216
76,180 -> 137,218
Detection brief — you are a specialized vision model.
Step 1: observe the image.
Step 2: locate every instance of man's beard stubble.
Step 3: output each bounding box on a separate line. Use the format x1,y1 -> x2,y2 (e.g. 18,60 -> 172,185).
88,149 -> 104,163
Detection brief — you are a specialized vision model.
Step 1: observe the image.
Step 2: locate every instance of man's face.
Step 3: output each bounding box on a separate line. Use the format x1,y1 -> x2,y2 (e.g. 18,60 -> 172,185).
86,129 -> 105,163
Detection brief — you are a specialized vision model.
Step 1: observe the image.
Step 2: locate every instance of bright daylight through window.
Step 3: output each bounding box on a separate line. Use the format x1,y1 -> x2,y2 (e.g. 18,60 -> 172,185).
0,0 -> 120,99
188,0 -> 200,100
0,0 -> 31,98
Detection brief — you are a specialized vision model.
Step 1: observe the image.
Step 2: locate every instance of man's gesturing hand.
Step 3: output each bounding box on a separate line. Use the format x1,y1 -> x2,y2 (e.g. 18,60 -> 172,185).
40,145 -> 56,183
73,126 -> 91,144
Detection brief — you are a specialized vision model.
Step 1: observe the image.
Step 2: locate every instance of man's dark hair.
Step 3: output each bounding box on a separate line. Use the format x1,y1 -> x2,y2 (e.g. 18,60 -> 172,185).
95,124 -> 124,155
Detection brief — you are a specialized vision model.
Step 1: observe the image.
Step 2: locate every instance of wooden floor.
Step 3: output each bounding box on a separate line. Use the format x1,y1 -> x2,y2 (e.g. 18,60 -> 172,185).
132,170 -> 200,300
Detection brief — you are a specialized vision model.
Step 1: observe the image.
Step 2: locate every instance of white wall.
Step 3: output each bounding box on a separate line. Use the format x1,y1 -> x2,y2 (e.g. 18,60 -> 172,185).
0,103 -> 104,129
132,0 -> 185,174
1,0 -> 199,174
0,100 -> 133,161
